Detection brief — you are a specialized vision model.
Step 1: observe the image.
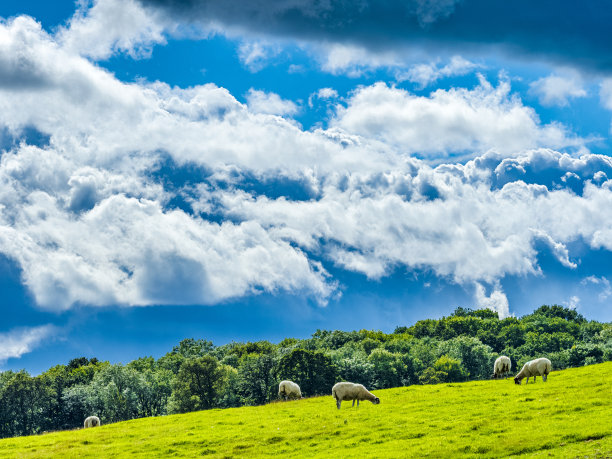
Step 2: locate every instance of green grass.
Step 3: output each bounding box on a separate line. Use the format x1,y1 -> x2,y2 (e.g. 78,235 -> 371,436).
1,362 -> 611,458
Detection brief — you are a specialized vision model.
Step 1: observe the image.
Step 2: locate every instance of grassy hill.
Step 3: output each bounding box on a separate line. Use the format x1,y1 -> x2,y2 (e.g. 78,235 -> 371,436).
1,362 -> 610,458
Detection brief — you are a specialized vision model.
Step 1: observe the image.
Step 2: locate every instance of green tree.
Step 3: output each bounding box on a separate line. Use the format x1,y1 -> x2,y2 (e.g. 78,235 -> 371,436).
169,356 -> 224,413
529,305 -> 585,322
274,349 -> 337,397
368,348 -> 406,389
334,352 -> 374,388
236,354 -> 276,405
0,371 -> 54,437
568,343 -> 605,367
158,339 -> 214,374
439,336 -> 494,379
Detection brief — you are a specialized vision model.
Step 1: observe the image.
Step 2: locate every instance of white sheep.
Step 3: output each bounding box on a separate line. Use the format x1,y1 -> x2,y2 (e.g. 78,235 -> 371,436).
278,380 -> 302,400
332,382 -> 380,409
492,355 -> 512,379
84,415 -> 101,428
514,358 -> 552,385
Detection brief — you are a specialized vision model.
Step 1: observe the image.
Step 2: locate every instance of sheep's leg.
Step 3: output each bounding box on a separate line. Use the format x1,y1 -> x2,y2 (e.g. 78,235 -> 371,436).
357,400 -> 360,407
352,400 -> 355,407
336,400 -> 341,410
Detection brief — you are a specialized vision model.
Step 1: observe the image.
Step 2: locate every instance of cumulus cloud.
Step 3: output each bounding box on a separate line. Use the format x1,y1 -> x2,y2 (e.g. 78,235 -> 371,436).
0,148 -> 335,309
475,283 -> 509,319
529,72 -> 587,107
201,150 -> 612,291
0,325 -> 57,364
57,0 -> 167,60
331,77 -> 587,157
246,89 -> 299,116
1,8 -> 612,317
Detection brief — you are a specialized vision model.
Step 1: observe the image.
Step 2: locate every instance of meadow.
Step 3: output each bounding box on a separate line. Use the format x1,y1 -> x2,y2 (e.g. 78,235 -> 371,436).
1,362 -> 610,458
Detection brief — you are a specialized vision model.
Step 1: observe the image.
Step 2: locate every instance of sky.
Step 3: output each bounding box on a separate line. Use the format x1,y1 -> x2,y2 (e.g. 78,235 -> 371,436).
1,0 -> 611,374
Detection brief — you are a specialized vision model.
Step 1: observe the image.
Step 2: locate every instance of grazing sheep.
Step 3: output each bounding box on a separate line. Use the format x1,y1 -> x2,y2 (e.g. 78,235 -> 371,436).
278,380 -> 302,400
514,358 -> 552,385
492,355 -> 512,379
332,382 -> 380,409
84,416 -> 101,428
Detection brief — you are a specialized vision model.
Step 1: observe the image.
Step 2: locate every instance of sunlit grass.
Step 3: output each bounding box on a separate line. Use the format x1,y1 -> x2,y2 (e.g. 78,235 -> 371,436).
1,362 -> 610,458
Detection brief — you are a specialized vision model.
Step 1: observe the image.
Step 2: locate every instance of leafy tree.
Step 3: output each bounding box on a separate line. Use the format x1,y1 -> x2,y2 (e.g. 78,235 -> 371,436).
158,339 -> 214,374
236,354 -> 276,406
368,348 -> 416,389
216,365 -> 241,408
519,331 -> 575,354
67,357 -> 99,370
39,365 -> 71,430
169,356 -> 224,413
439,336 -> 494,380
334,352 -> 375,388
274,349 -> 337,397
528,305 -> 585,323
361,338 -> 381,355
0,371 -> 54,437
498,322 -> 526,348
568,343 -> 605,367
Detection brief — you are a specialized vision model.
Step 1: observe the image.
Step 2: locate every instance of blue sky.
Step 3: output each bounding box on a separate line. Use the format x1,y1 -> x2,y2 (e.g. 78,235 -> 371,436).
1,0 -> 611,374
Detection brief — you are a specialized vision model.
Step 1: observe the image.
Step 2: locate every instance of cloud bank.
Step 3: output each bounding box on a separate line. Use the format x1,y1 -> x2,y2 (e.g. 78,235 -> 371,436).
1,5 -> 611,321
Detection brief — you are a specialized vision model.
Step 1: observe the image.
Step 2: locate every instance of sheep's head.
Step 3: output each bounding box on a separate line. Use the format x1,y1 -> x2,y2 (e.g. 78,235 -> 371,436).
372,397 -> 380,405
514,377 -> 521,385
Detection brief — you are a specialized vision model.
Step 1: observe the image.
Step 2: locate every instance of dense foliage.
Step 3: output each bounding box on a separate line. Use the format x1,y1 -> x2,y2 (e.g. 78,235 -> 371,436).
0,305 -> 610,438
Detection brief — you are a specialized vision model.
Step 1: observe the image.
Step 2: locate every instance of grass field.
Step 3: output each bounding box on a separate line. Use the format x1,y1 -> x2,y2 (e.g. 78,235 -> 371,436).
1,362 -> 610,458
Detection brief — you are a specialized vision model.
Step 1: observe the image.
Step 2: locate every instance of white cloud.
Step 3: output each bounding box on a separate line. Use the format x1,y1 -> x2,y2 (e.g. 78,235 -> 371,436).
57,0 -> 167,60
1,11 -> 611,317
566,295 -> 580,310
315,88 -> 339,100
397,56 -> 480,88
246,89 -> 299,116
529,71 -> 587,107
205,149 -> 612,292
237,41 -> 280,72
318,43 -> 405,77
475,283 -> 509,318
308,87 -> 339,108
0,325 -> 57,364
331,77 -> 586,157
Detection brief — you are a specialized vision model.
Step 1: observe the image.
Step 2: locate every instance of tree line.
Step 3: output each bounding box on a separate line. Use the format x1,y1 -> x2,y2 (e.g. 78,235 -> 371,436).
0,305 -> 610,438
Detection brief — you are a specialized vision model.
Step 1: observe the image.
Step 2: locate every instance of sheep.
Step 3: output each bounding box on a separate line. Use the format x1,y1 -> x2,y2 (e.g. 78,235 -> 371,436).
278,380 -> 302,400
84,416 -> 101,428
492,355 -> 512,379
514,358 -> 552,385
332,382 -> 380,409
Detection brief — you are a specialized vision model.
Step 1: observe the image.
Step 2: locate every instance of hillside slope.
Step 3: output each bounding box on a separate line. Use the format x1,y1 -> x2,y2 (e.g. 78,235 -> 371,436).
1,362 -> 610,458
